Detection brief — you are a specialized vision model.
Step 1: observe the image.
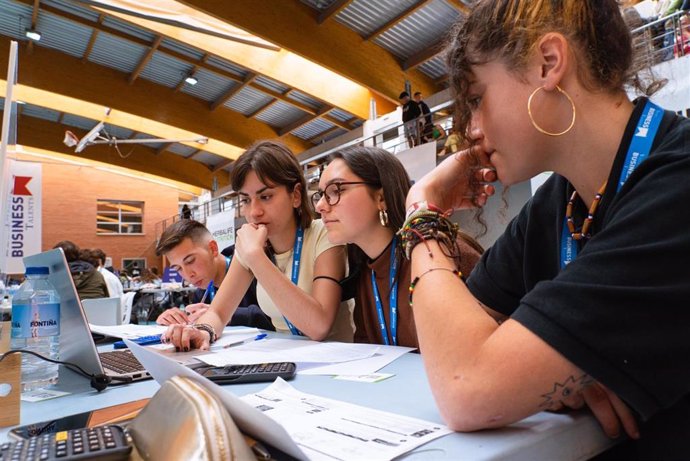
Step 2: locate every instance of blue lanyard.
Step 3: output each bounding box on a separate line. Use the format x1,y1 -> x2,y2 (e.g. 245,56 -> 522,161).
282,226 -> 304,336
370,238 -> 399,346
208,255 -> 232,302
560,100 -> 664,268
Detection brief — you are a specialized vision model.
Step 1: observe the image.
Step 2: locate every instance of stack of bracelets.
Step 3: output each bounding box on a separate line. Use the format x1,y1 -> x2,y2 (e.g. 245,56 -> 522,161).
399,202 -> 465,306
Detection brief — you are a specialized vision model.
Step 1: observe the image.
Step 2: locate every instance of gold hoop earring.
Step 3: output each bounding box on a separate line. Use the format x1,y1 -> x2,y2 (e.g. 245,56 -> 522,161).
379,209 -> 389,227
527,85 -> 576,137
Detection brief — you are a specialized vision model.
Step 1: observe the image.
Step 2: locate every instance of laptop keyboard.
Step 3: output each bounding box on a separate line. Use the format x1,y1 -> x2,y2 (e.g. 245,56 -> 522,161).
99,350 -> 146,374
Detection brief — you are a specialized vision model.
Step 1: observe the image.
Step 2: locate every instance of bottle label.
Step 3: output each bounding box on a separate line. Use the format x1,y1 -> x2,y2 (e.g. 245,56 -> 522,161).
10,302 -> 60,338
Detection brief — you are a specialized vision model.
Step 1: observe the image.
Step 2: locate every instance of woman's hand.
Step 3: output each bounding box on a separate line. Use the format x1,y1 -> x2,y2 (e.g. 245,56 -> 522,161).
161,324 -> 211,351
185,303 -> 210,323
406,142 -> 497,211
155,307 -> 189,326
235,223 -> 269,268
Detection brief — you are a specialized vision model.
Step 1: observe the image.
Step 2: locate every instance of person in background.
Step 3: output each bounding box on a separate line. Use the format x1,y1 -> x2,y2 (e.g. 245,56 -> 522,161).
54,241 -> 109,300
91,248 -> 124,300
404,0 -> 690,458
314,146 -> 483,348
181,204 -> 192,220
163,140 -> 354,350
413,91 -> 433,143
438,128 -> 461,157
399,91 -> 421,148
154,219 -> 273,330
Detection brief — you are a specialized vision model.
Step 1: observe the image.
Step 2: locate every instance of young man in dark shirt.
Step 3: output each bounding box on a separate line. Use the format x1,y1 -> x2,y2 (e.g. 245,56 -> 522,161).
399,91 -> 421,148
154,219 -> 273,330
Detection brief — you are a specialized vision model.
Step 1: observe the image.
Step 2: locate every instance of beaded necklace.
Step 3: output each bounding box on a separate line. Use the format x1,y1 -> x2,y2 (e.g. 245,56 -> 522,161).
564,181 -> 607,241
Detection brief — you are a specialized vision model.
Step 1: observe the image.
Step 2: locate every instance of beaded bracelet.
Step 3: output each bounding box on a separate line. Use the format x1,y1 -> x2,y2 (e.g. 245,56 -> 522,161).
408,267 -> 463,307
405,201 -> 445,220
398,209 -> 461,261
192,323 -> 217,344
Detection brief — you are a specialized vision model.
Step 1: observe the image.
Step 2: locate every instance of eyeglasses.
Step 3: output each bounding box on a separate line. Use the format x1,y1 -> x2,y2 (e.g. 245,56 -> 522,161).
311,181 -> 376,208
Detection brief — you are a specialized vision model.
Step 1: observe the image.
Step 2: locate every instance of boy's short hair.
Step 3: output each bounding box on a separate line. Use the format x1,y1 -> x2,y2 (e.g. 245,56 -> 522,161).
398,91 -> 409,99
155,219 -> 212,256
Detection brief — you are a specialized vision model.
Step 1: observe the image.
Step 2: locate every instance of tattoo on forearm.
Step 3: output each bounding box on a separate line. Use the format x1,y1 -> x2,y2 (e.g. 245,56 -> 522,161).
538,374 -> 593,409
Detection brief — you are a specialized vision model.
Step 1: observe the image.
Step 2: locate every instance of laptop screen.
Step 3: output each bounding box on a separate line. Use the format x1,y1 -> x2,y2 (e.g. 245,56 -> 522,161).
23,248 -> 105,377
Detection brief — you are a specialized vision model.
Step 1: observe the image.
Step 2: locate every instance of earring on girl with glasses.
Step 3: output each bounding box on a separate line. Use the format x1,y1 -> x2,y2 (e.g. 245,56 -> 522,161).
379,209 -> 389,227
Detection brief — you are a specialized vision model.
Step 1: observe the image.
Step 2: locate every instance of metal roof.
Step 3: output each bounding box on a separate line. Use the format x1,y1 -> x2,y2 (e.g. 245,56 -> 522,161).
0,0 -> 463,186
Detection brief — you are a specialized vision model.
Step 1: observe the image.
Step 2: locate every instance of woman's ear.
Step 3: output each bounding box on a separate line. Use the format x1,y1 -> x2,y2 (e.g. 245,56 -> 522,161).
292,183 -> 303,208
375,188 -> 386,210
535,32 -> 569,90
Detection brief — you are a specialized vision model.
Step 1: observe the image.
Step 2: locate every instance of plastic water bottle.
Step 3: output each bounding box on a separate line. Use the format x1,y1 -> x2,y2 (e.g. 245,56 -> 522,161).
10,267 -> 61,392
1,295 -> 11,321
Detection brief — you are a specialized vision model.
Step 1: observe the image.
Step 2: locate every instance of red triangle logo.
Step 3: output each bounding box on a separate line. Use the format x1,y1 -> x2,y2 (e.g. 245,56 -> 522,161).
12,176 -> 32,196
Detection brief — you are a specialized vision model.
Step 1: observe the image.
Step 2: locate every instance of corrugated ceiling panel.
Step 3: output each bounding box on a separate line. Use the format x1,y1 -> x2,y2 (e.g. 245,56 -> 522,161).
0,1 -> 32,40
89,32 -> 147,73
42,0 -> 100,21
287,90 -> 322,111
336,0 -> 418,38
292,118 -> 335,140
419,54 -> 447,79
323,128 -> 348,143
102,124 -> 134,140
182,69 -> 237,102
224,86 -> 273,116
254,75 -> 289,94
299,0 -> 338,10
374,0 -> 458,59
329,108 -> 355,123
139,51 -> 193,89
62,113 -> 99,130
36,11 -> 92,58
190,151 -> 223,167
254,101 -> 307,129
206,56 -> 248,79
167,143 -> 198,157
102,15 -> 156,42
161,37 -> 204,61
20,104 -> 61,122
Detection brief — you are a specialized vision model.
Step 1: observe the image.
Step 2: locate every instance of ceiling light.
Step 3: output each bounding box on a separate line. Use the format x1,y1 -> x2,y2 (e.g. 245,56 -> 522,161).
184,75 -> 198,86
25,29 -> 41,41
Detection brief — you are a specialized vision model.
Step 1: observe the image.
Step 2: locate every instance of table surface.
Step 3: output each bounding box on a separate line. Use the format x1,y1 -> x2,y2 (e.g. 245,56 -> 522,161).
0,347 -> 616,460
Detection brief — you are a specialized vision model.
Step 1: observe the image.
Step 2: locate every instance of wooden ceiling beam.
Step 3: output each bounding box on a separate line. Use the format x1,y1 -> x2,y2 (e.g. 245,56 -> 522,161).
212,158 -> 234,173
402,40 -> 444,70
322,114 -> 352,131
307,125 -> 341,144
445,0 -> 470,14
27,0 -> 40,53
177,0 -> 435,108
210,72 -> 256,111
156,142 -> 174,155
82,14 -> 105,62
317,0 -> 353,24
364,0 -> 432,41
129,36 -> 163,84
245,99 -> 277,119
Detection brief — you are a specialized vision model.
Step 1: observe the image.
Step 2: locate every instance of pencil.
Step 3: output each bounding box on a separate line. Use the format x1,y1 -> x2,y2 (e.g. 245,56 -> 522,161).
199,280 -> 214,304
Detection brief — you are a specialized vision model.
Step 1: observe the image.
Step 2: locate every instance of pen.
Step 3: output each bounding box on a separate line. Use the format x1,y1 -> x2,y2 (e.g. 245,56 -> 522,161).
222,333 -> 268,349
199,280 -> 214,304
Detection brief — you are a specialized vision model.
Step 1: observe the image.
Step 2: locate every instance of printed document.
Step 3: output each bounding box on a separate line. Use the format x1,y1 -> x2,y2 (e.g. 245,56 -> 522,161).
242,379 -> 452,461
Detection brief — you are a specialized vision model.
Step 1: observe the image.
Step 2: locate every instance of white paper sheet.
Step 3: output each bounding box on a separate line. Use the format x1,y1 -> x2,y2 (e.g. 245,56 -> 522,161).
125,339 -> 306,460
198,339 -> 381,367
241,379 -> 452,461
148,330 -> 261,364
298,346 -> 414,376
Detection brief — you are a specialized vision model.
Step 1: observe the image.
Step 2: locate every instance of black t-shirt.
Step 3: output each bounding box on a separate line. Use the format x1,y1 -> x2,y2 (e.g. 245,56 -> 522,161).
467,99 -> 690,456
191,245 -> 258,307
402,100 -> 421,123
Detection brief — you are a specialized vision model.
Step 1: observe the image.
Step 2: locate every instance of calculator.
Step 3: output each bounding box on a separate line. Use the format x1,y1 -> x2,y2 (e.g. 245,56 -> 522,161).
0,425 -> 132,460
196,362 -> 297,384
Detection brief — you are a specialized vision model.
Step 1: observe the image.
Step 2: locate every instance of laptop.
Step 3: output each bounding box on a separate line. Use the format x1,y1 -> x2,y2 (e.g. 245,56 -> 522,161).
23,249 -> 151,383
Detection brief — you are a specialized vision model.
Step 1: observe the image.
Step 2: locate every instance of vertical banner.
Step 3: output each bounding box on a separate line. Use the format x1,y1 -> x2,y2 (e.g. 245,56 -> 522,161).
1,160 -> 42,274
205,210 -> 235,250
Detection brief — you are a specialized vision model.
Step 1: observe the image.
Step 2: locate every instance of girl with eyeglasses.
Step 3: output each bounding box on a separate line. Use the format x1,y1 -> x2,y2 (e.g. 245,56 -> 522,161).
402,0 -> 690,456
165,141 -> 354,349
313,146 -> 483,348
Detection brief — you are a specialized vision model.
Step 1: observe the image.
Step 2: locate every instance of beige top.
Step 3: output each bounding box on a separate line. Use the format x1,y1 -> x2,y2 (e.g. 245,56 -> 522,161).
235,219 -> 354,342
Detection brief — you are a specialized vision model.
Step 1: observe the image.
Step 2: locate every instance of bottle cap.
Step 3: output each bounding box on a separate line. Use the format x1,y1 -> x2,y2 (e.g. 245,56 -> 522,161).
25,266 -> 50,275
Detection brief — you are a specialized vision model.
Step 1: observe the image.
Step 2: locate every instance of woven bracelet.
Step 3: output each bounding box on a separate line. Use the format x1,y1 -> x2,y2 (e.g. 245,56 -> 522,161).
192,323 -> 217,344
408,267 -> 463,307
